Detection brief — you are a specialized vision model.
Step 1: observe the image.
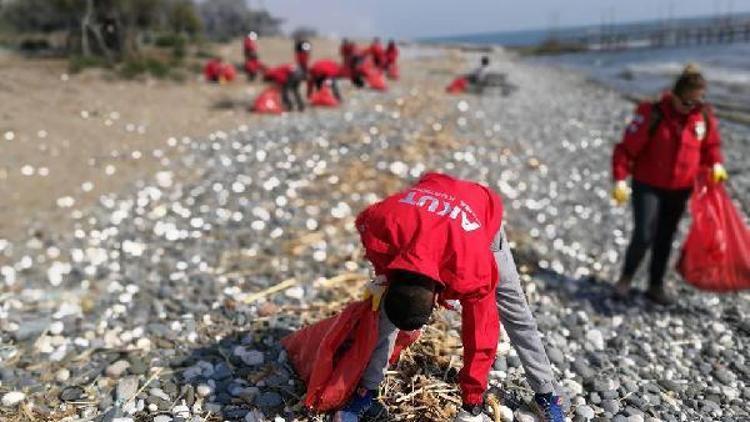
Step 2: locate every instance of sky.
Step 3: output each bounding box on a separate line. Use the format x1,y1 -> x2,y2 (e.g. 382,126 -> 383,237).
260,0 -> 750,39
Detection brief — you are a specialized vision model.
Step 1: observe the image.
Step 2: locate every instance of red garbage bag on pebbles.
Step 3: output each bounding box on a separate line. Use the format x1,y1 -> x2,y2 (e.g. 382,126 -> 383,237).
365,68 -> 387,91
203,59 -> 222,82
252,87 -> 283,114
446,76 -> 468,94
310,85 -> 339,107
388,329 -> 421,365
678,174 -> 750,291
221,63 -> 237,82
281,300 -> 379,412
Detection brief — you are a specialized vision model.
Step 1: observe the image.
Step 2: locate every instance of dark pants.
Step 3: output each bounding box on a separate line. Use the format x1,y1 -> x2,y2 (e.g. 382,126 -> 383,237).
622,180 -> 691,289
314,77 -> 342,100
282,70 -> 305,111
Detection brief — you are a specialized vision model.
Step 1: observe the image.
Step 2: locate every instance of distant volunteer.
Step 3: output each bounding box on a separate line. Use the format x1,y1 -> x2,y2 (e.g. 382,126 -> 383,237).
243,31 -> 264,80
368,37 -> 386,70
467,56 -> 490,89
261,40 -> 312,112
333,173 -> 565,422
612,64 -> 727,305
307,59 -> 344,101
385,40 -> 399,70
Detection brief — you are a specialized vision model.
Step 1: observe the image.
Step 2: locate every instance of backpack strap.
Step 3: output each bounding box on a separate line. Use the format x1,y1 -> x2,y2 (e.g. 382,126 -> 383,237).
647,101 -> 663,138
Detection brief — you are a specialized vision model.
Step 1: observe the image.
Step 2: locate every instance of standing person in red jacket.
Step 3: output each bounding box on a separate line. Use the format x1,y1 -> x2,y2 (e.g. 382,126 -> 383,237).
307,59 -> 343,101
385,40 -> 398,69
295,38 -> 312,73
340,38 -> 355,70
243,32 -> 265,81
612,64 -> 728,305
368,37 -> 386,70
333,173 -> 564,422
243,31 -> 258,59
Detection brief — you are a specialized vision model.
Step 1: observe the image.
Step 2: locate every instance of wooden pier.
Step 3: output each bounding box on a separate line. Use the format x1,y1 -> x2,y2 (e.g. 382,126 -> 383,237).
553,16 -> 750,51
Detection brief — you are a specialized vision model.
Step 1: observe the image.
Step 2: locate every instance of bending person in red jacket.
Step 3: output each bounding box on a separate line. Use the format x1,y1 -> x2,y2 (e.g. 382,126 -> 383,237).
307,59 -> 343,101
333,173 -> 564,422
612,64 -> 728,305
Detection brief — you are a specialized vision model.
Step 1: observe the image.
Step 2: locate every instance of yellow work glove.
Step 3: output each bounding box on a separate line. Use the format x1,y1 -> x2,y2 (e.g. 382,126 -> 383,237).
712,163 -> 728,183
362,275 -> 388,311
612,180 -> 631,205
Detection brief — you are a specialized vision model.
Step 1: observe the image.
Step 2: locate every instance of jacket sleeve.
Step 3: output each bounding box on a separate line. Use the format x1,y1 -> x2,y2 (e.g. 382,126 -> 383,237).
700,107 -> 723,166
459,289 -> 500,405
612,103 -> 652,181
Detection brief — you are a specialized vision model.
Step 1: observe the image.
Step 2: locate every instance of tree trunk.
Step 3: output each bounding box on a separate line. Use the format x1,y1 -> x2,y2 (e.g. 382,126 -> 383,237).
80,0 -> 93,56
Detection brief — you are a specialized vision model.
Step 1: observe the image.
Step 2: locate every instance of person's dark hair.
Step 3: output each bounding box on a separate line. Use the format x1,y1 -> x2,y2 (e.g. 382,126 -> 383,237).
481,56 -> 489,66
673,64 -> 706,97
384,270 -> 438,330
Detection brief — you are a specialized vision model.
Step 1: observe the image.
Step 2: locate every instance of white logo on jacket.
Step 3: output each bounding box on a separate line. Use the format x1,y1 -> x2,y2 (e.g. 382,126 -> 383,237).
695,120 -> 706,141
399,189 -> 481,232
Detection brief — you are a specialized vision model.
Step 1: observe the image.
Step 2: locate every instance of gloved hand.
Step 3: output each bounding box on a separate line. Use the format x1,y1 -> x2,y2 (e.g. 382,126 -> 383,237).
362,275 -> 388,311
453,408 -> 492,422
612,180 -> 631,205
712,163 -> 728,183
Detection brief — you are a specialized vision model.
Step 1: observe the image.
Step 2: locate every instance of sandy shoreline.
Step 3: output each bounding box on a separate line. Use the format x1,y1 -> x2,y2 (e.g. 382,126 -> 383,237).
0,37 -> 343,244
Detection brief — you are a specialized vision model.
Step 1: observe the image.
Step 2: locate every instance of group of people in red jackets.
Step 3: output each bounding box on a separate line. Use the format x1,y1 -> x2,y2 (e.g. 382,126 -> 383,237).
204,33 -> 400,113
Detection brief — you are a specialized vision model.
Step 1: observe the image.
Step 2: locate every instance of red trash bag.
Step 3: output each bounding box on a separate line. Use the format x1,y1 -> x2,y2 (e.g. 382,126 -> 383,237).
677,175 -> 750,291
365,68 -> 387,91
281,300 -> 379,412
388,329 -> 421,365
446,76 -> 468,94
203,59 -> 221,82
221,63 -> 237,82
387,63 -> 399,80
310,85 -> 340,107
252,87 -> 283,114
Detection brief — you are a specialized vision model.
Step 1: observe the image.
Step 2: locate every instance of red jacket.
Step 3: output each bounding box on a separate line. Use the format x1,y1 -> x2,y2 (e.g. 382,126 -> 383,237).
385,43 -> 398,66
295,51 -> 310,71
368,42 -> 386,68
356,172 -> 503,405
243,38 -> 257,57
613,92 -> 723,190
263,64 -> 295,85
309,59 -> 342,79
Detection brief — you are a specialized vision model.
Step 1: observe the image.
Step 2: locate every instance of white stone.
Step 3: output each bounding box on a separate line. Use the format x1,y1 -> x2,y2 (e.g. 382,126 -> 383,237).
49,321 -> 64,335
172,404 -> 190,417
514,409 -> 539,422
284,286 -> 304,300
2,391 -> 25,407
154,416 -> 173,422
55,368 -> 71,382
563,379 -> 584,396
496,404 -> 514,422
585,329 -> 604,351
196,384 -> 213,397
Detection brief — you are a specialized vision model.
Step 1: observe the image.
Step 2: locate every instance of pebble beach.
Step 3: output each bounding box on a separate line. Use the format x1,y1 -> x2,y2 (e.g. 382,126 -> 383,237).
1,44 -> 749,422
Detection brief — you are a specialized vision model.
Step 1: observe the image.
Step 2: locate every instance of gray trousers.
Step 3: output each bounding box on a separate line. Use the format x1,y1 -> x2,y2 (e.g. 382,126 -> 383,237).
360,228 -> 556,395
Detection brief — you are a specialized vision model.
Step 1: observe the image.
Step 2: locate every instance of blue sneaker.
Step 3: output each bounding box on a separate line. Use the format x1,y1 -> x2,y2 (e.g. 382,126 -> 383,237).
533,392 -> 565,422
331,387 -> 375,422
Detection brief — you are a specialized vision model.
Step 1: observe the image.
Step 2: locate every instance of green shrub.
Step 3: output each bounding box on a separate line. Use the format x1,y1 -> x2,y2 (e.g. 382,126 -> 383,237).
68,55 -> 110,73
118,56 -> 171,79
